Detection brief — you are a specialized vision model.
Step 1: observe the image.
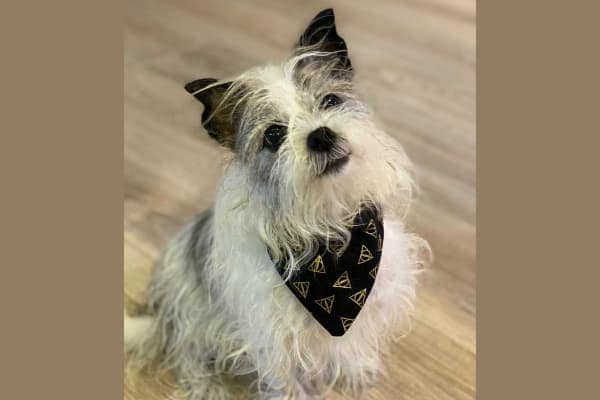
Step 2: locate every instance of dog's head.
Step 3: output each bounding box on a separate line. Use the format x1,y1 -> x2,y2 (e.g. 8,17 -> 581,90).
186,9 -> 413,247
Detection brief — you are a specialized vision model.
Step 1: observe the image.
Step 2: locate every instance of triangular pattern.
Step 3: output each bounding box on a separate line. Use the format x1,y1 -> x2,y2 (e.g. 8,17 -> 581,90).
292,281 -> 310,298
272,204 -> 384,336
369,265 -> 379,280
363,219 -> 378,238
308,255 -> 326,273
340,317 -> 354,332
349,288 -> 367,308
357,245 -> 374,264
330,240 -> 345,257
315,295 -> 335,314
332,270 -> 352,289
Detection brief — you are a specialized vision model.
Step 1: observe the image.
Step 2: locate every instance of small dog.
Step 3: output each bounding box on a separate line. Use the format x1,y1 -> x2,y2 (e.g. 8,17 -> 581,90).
126,8 -> 429,400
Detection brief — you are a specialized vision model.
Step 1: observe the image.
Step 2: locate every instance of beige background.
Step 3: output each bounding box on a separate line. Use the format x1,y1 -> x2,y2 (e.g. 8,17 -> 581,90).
125,0 -> 475,399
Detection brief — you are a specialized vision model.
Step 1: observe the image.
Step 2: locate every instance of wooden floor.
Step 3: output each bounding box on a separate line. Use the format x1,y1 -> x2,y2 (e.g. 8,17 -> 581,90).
124,0 -> 475,399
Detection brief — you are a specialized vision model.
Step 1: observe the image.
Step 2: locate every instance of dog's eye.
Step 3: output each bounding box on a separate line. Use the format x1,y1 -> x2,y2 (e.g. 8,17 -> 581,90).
320,94 -> 343,110
263,124 -> 287,151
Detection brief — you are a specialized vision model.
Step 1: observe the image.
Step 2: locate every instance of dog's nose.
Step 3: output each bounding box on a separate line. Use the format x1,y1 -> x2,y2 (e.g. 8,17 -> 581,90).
307,127 -> 336,152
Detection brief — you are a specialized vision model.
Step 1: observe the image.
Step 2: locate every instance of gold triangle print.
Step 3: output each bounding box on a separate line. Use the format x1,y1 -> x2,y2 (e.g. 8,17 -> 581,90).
377,234 -> 383,252
349,288 -> 367,308
308,255 -> 326,273
315,295 -> 335,314
363,219 -> 378,238
357,245 -> 374,264
330,240 -> 345,257
332,270 -> 352,289
369,265 -> 379,279
292,281 -> 310,298
340,317 -> 354,332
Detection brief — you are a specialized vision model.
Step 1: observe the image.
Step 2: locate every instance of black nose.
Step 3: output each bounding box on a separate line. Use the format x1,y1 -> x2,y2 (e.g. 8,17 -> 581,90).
307,127 -> 337,152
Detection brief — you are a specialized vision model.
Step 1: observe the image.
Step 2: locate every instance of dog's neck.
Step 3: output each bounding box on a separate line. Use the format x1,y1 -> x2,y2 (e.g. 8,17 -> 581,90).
217,165 -> 378,254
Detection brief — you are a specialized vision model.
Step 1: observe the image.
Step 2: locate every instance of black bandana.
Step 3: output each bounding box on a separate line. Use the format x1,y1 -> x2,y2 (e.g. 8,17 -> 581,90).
272,205 -> 383,336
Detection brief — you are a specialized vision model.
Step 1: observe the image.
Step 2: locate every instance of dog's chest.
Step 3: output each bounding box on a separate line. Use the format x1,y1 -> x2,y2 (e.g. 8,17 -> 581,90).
216,216 -> 411,343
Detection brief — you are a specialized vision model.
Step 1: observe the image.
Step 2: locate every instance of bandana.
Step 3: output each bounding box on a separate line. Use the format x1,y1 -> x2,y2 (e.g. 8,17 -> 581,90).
272,205 -> 383,336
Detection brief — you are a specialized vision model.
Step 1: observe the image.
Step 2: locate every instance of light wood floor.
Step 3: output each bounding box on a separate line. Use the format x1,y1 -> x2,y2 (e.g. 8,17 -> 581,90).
125,1 -> 475,399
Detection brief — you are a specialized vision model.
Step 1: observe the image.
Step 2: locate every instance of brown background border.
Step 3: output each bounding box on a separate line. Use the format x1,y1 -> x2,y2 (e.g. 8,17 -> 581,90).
1,1 -> 599,399
477,1 -> 600,399
1,2 -> 123,399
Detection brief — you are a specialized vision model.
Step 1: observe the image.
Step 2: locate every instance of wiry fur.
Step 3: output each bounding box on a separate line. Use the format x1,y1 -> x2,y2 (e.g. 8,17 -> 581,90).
126,9 -> 430,400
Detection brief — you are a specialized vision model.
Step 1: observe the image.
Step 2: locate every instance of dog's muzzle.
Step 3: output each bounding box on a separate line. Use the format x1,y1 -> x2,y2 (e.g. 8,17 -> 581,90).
306,127 -> 351,176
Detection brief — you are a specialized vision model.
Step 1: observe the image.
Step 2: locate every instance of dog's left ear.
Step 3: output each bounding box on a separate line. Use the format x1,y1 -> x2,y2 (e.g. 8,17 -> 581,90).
295,8 -> 352,78
184,78 -> 237,148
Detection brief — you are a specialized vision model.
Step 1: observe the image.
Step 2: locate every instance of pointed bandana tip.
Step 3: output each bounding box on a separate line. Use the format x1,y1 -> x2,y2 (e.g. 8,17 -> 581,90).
270,204 -> 384,336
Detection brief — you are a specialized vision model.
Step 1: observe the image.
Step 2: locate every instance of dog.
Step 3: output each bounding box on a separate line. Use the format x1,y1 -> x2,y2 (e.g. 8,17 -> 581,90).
126,8 -> 429,400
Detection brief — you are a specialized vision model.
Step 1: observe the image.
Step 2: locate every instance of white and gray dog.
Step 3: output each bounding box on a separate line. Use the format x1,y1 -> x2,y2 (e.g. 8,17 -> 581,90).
126,8 -> 429,400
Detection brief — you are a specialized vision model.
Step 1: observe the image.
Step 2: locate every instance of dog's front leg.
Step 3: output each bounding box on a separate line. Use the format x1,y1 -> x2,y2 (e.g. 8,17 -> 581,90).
258,376 -> 313,400
333,354 -> 382,397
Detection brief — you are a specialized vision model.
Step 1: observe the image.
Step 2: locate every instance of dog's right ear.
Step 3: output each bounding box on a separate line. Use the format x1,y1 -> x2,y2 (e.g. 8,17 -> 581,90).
184,78 -> 236,148
295,8 -> 352,80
